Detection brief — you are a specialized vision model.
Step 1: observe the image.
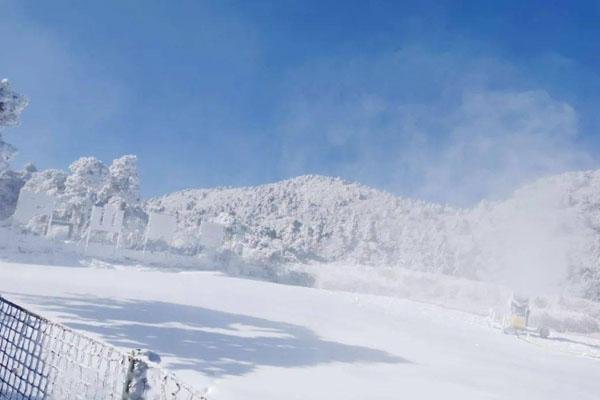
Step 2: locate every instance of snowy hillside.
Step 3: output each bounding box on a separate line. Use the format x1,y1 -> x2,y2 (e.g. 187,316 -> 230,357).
148,171 -> 600,300
148,175 -> 462,269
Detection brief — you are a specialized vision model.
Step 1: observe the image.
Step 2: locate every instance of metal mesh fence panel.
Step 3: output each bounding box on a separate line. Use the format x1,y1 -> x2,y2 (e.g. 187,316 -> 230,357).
0,295 -> 129,399
0,296 -> 209,400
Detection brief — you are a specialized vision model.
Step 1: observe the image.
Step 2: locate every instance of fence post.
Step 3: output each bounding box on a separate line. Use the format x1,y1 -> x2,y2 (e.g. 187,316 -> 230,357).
122,349 -> 150,400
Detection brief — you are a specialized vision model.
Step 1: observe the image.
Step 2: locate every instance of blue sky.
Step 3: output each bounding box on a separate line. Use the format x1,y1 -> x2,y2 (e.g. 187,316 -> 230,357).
2,0 -> 600,205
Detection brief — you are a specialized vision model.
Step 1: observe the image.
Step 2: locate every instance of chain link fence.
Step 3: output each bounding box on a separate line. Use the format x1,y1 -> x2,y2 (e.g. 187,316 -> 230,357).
0,296 -> 207,400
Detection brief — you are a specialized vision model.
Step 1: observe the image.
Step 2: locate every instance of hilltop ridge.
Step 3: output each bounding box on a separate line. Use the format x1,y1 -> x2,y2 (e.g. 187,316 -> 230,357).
147,171 -> 600,300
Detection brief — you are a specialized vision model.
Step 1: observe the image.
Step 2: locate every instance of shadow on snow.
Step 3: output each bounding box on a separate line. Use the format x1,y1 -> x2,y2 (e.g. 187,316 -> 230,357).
9,293 -> 410,377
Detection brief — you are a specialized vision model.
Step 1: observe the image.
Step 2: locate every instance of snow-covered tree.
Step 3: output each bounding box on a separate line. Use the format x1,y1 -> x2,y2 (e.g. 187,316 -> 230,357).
60,157 -> 108,235
0,80 -> 29,219
61,155 -> 141,206
0,79 -> 28,171
22,155 -> 144,241
64,157 -> 109,200
0,79 -> 27,126
102,155 -> 140,205
103,155 -> 145,247
0,80 -> 144,240
22,169 -> 68,196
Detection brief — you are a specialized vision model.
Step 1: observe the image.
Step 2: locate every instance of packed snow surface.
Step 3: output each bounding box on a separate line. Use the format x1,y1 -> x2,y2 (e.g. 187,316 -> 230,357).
1,261 -> 600,400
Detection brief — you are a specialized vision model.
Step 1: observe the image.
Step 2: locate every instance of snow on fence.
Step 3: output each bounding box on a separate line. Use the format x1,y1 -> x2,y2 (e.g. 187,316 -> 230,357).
85,205 -> 124,250
144,212 -> 178,249
12,190 -> 55,232
0,296 -> 207,400
199,222 -> 225,249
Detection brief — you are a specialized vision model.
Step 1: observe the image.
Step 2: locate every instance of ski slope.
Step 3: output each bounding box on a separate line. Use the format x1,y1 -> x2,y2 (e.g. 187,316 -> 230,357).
1,261 -> 600,399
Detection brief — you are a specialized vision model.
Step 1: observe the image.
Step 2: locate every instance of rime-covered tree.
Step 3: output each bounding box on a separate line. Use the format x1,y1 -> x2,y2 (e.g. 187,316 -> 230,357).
0,80 -> 27,125
102,155 -> 140,205
61,157 -> 109,234
64,157 -> 109,200
22,169 -> 68,196
33,155 -> 143,240
101,155 -> 145,247
0,79 -> 28,171
0,79 -> 29,219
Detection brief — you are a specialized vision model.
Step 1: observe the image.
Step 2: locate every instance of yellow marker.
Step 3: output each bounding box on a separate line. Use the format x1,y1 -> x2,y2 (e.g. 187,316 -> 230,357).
511,315 -> 527,330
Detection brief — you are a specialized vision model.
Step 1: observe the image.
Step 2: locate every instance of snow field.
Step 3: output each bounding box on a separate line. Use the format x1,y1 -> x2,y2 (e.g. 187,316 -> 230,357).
1,261 -> 600,400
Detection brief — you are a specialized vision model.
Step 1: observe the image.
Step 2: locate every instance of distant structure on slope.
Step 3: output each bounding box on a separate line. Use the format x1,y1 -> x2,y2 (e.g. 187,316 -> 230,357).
12,189 -> 55,232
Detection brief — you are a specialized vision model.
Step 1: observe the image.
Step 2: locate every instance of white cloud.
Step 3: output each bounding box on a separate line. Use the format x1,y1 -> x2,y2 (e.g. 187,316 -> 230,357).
278,48 -> 595,206
416,89 -> 589,204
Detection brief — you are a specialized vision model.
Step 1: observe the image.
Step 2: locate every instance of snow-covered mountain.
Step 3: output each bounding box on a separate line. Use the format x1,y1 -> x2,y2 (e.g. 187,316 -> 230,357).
148,171 -> 600,300
148,175 -> 462,269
